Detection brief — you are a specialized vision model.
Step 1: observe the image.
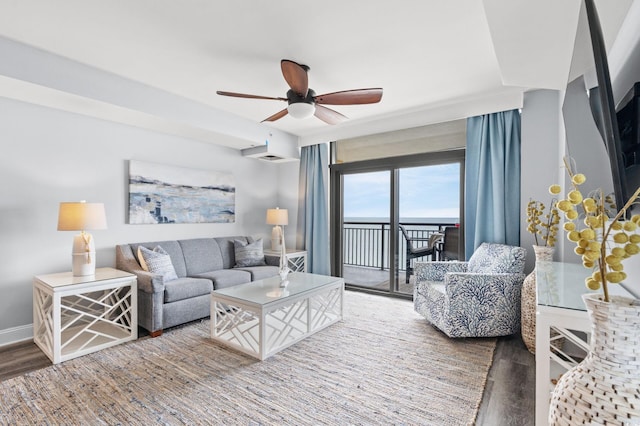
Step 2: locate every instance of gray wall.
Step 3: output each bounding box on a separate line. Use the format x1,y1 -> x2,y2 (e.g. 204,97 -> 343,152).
520,89 -> 564,273
0,96 -> 299,345
520,4 -> 640,273
520,82 -> 629,273
563,76 -> 615,198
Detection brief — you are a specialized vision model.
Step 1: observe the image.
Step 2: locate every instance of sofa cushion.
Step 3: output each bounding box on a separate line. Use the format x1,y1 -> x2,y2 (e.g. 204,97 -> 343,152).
130,240 -> 187,278
193,269 -> 252,290
137,246 -> 178,281
235,265 -> 279,281
234,238 -> 266,267
164,277 -> 213,303
467,243 -> 526,274
214,236 -> 246,269
179,238 -> 224,275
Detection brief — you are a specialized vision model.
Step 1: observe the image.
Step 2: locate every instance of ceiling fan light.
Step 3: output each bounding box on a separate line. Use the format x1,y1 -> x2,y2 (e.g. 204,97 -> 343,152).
287,102 -> 316,119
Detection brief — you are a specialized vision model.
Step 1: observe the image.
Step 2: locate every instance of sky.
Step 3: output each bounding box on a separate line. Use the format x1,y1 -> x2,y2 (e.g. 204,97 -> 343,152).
130,160 -> 235,187
343,163 -> 460,219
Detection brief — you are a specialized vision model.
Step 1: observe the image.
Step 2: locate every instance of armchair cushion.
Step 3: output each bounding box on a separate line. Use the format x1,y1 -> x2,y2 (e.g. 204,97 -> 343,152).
467,242 -> 526,274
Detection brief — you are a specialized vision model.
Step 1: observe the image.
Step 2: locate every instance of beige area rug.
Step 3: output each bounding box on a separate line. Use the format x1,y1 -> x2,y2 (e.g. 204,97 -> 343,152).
0,291 -> 496,425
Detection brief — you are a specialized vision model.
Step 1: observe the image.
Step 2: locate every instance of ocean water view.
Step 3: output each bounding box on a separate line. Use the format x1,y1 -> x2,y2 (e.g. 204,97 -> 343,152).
345,217 -> 459,225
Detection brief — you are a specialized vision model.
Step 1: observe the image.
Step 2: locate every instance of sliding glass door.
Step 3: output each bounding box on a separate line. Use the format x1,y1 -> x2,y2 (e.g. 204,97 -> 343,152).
397,163 -> 461,294
330,150 -> 464,298
342,171 -> 391,290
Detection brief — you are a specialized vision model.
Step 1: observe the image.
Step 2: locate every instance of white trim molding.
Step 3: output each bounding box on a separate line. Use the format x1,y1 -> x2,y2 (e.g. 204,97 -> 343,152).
0,324 -> 33,348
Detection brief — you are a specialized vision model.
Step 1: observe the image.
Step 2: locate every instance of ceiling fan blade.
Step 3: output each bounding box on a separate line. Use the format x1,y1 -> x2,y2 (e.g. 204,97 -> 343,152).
315,88 -> 383,105
261,109 -> 289,123
314,105 -> 348,125
281,60 -> 309,97
216,91 -> 286,101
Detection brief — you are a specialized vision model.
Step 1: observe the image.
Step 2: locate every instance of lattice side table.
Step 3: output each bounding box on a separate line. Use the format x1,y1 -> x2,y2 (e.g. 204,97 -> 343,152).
264,249 -> 307,272
33,267 -> 137,364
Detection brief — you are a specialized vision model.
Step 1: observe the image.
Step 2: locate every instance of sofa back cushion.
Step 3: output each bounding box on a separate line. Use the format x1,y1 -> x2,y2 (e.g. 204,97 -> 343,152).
179,238 -> 224,275
467,242 -> 526,274
130,240 -> 187,278
215,236 -> 248,269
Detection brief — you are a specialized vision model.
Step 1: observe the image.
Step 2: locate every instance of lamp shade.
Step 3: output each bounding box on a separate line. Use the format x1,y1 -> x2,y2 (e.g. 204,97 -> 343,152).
266,208 -> 288,226
287,102 -> 315,119
57,202 -> 107,231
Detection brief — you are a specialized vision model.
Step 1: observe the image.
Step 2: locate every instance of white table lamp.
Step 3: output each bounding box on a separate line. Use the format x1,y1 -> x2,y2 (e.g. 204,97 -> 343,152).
266,207 -> 288,252
57,201 -> 107,276
267,207 -> 290,284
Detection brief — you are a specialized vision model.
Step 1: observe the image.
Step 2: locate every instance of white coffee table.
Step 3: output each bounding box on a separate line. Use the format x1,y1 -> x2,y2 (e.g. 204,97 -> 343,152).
210,272 -> 344,360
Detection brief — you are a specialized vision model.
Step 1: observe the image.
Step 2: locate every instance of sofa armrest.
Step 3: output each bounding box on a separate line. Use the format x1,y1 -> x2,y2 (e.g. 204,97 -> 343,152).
415,261 -> 468,282
115,244 -> 165,294
131,270 -> 166,294
116,243 -> 167,336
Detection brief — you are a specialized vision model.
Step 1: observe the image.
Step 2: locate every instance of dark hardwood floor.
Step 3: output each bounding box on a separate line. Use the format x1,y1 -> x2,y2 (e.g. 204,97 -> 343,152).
0,330 -> 535,425
476,333 -> 536,426
0,340 -> 52,381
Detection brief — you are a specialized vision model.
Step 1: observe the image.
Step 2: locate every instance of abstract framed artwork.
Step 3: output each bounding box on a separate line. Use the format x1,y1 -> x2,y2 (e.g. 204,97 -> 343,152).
128,160 -> 235,224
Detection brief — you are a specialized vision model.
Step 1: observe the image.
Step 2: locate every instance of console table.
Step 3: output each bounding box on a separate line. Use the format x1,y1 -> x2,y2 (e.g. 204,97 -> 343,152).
534,261 -> 633,425
33,267 -> 137,364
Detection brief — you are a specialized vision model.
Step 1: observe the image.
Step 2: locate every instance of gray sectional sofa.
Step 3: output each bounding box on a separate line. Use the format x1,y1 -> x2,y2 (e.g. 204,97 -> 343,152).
116,236 -> 279,337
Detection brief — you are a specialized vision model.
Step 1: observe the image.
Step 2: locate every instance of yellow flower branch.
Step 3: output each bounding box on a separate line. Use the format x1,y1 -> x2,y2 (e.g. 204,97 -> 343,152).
553,157 -> 640,302
526,199 -> 560,247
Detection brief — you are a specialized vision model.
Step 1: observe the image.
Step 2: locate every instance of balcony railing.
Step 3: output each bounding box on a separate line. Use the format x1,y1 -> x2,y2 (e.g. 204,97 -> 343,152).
343,221 -> 455,271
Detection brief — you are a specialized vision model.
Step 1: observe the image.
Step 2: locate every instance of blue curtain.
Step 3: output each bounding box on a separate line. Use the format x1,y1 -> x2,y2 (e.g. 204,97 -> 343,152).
465,109 -> 521,259
297,144 -> 330,274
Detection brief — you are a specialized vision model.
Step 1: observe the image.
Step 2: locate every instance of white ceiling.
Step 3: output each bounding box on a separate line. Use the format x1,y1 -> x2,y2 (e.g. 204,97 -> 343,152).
0,0 -> 634,149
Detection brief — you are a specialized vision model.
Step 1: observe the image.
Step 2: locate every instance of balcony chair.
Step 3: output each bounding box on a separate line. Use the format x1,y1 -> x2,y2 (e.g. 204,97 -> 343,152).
441,226 -> 460,261
413,242 -> 526,338
399,225 -> 443,283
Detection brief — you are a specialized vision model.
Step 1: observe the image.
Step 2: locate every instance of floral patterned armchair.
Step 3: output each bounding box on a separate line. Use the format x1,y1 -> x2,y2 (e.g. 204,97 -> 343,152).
413,242 -> 527,338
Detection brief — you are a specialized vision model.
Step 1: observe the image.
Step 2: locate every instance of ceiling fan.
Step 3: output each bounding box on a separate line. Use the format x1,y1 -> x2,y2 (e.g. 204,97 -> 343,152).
216,59 -> 383,125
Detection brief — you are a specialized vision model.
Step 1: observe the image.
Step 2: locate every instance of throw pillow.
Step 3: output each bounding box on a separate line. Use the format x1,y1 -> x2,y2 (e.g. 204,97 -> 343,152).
137,246 -> 150,271
468,243 -> 525,274
234,238 -> 266,267
137,246 -> 178,281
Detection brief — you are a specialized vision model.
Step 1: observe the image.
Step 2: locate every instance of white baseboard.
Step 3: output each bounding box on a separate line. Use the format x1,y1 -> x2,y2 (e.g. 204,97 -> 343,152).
0,324 -> 33,347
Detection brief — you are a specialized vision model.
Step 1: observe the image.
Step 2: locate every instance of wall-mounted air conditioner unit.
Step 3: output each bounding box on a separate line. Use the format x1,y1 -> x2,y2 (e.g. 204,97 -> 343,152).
241,141 -> 299,163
